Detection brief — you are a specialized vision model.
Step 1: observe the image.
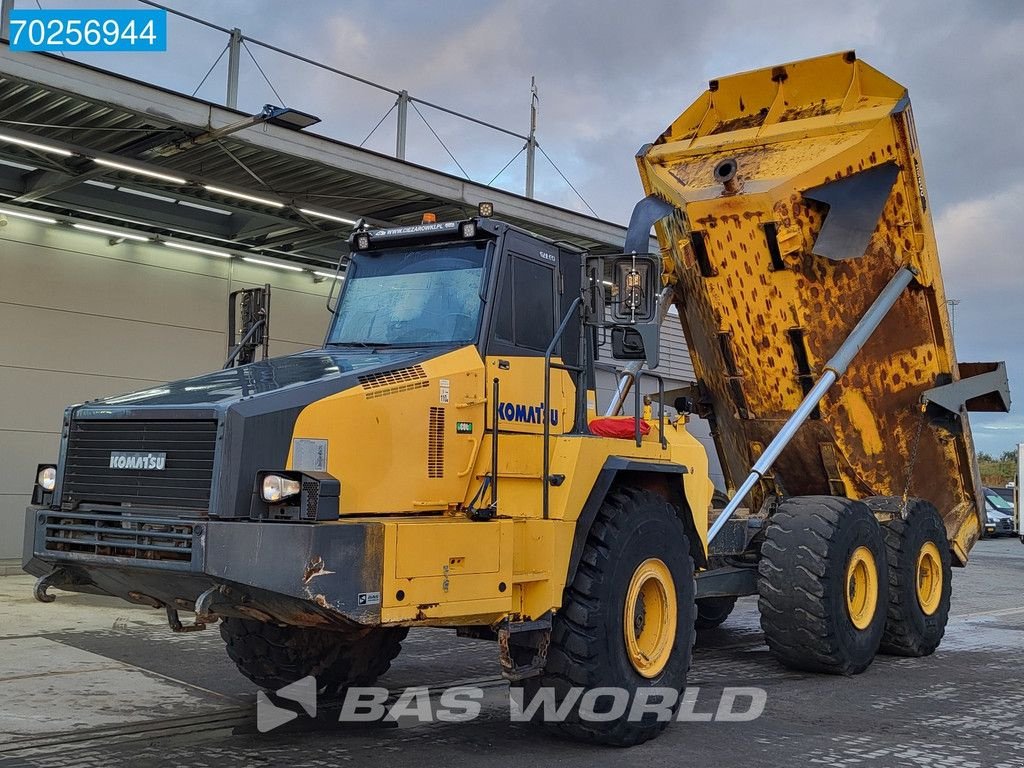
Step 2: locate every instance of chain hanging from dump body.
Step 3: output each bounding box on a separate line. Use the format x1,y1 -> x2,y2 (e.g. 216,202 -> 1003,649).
900,402 -> 929,517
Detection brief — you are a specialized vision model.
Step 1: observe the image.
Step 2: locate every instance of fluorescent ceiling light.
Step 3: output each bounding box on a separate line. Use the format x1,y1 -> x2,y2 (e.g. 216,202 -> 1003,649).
119,187 -> 178,203
0,206 -> 57,224
0,158 -> 38,171
299,208 -> 357,225
243,256 -> 304,272
178,199 -> 232,216
313,271 -> 344,280
92,158 -> 187,185
72,223 -> 150,242
164,241 -> 232,258
0,132 -> 73,157
84,180 -> 117,189
204,185 -> 284,208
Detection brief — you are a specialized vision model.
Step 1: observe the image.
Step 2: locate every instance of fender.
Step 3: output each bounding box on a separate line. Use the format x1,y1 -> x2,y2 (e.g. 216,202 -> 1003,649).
564,456 -> 706,593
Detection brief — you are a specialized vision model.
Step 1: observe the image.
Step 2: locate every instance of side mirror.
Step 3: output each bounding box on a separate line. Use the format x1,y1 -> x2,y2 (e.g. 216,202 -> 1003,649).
610,254 -> 659,324
611,326 -> 645,360
610,323 -> 660,368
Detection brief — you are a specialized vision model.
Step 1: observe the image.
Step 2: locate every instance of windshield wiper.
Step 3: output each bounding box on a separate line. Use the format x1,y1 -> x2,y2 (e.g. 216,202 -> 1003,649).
328,341 -> 403,349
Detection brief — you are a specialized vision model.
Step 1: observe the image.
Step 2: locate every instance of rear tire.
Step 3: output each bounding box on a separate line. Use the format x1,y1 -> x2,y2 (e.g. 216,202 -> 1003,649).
695,596 -> 737,630
532,486 -> 696,746
758,496 -> 888,675
864,496 -> 952,657
220,618 -> 407,695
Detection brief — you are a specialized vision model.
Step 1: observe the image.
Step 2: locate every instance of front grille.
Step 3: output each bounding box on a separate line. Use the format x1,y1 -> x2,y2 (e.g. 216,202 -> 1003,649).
43,511 -> 194,564
62,419 -> 217,510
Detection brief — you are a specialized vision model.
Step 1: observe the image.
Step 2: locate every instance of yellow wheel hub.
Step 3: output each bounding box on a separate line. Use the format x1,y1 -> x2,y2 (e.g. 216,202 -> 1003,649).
623,558 -> 676,678
916,541 -> 943,616
844,546 -> 878,630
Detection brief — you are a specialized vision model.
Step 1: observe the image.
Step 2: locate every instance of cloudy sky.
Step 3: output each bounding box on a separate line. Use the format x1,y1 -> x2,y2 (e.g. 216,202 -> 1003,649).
53,0 -> 1024,454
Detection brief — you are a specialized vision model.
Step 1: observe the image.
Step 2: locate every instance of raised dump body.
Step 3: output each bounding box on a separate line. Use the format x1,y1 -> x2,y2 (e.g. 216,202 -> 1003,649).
636,51 -> 1009,563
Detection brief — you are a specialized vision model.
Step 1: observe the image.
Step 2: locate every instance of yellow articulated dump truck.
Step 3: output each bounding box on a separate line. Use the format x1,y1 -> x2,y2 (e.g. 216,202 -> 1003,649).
24,51 -> 1008,745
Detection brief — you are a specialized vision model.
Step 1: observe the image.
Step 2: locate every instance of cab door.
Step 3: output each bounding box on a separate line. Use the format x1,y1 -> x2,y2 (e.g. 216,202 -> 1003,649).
484,233 -> 572,437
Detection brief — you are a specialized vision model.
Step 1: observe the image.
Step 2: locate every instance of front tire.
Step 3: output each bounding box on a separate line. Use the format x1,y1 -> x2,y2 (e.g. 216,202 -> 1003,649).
865,496 -> 952,657
534,487 -> 696,746
758,496 -> 888,675
220,618 -> 407,695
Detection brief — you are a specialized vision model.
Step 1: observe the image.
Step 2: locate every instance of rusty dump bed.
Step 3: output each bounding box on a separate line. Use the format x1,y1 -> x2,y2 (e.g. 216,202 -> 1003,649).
637,51 -> 1009,563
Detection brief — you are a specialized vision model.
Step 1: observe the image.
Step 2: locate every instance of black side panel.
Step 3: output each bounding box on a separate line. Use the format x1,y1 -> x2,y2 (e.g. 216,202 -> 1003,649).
218,406 -> 302,519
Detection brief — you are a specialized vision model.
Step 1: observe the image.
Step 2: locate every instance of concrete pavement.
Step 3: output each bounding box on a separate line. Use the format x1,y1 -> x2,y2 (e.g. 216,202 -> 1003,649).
1,538 -> 1022,767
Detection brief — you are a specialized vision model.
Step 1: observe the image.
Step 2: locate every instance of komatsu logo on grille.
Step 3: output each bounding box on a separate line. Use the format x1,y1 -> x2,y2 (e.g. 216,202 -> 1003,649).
109,451 -> 167,470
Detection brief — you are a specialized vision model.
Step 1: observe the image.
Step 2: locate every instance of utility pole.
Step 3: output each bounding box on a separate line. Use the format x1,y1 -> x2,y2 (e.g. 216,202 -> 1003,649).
525,77 -> 538,199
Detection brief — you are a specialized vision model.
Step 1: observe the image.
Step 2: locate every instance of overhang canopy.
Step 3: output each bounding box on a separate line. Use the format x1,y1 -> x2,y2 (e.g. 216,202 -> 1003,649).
0,43 -> 635,269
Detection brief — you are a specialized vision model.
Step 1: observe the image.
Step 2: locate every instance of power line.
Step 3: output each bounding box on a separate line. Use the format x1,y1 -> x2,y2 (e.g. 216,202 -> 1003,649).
411,101 -> 470,180
192,42 -> 229,97
242,40 -> 285,106
359,101 -> 398,148
536,143 -> 598,218
488,144 -> 527,187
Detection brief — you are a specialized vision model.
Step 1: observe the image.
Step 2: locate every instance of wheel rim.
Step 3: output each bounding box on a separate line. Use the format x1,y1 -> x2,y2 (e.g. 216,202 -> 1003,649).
844,546 -> 878,630
623,558 -> 677,678
916,541 -> 943,615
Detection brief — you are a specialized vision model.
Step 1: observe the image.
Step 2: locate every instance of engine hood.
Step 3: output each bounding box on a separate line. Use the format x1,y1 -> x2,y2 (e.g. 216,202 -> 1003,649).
63,345 -> 453,519
75,347 -> 438,415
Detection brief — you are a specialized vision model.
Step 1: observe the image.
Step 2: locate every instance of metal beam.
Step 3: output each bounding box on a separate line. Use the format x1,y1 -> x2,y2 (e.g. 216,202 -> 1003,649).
395,90 -> 409,161
13,167 -> 106,203
226,28 -> 242,110
0,0 -> 13,42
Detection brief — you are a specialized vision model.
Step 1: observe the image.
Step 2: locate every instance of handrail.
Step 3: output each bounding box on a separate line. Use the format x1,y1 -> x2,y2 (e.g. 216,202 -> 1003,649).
223,318 -> 265,369
542,297 -> 584,519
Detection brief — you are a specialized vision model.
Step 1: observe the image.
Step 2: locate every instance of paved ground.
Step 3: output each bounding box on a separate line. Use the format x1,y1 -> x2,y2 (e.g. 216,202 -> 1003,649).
1,538 -> 1022,767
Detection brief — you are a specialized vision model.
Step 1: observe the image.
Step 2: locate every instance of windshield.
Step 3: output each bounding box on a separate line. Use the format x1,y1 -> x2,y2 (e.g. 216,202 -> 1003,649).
984,489 -> 1014,511
328,241 -> 489,346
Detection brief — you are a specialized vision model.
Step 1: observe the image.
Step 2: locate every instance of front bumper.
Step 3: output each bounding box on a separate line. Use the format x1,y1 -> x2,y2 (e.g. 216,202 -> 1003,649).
23,506 -> 385,629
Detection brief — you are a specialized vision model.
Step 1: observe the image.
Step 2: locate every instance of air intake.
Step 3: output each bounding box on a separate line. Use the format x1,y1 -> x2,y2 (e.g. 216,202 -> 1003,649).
428,407 -> 445,478
358,365 -> 429,399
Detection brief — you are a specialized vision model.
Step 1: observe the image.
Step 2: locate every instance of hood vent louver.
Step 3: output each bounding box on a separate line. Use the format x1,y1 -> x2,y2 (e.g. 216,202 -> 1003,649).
358,365 -> 429,399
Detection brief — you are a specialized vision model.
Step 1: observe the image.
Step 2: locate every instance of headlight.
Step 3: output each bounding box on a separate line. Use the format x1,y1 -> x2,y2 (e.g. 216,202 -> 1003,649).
37,466 -> 56,492
262,474 -> 301,503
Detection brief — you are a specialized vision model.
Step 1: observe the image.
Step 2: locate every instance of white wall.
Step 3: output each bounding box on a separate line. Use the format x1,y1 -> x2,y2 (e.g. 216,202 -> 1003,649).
0,217 -> 335,559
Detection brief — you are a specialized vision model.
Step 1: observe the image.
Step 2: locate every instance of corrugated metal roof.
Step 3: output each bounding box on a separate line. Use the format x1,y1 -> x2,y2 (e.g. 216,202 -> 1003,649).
0,45 -> 636,270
